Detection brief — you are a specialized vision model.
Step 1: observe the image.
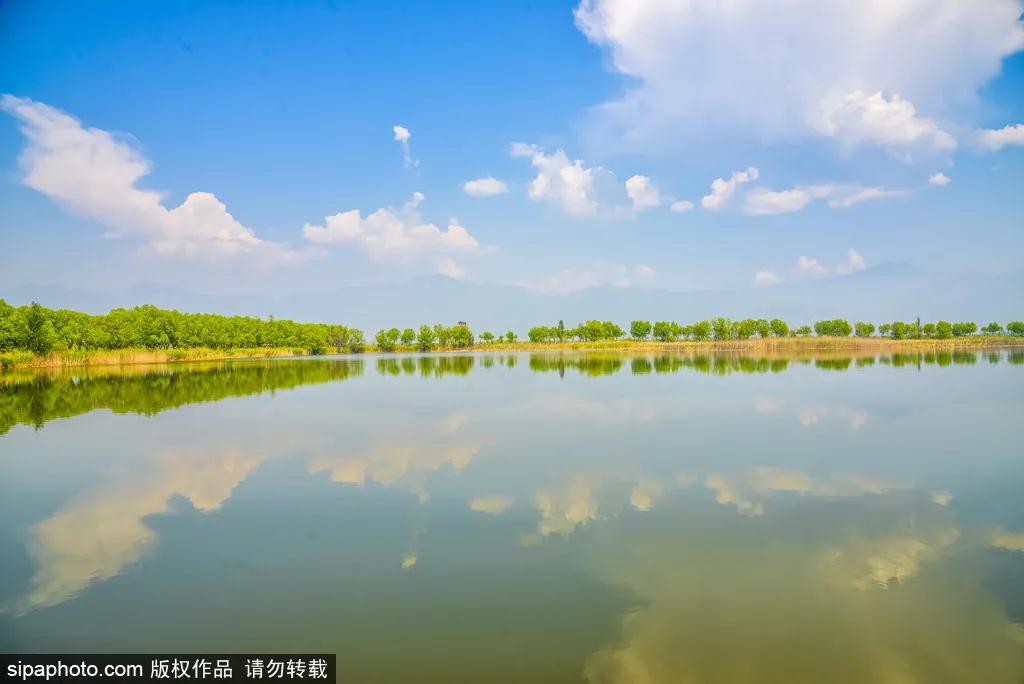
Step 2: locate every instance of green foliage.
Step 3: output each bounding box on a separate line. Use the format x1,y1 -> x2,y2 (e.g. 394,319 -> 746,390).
505,330 -> 517,343
417,324 -> 437,351
711,318 -> 733,340
0,299 -> 351,355
400,328 -> 416,345
794,325 -> 812,337
691,320 -> 712,341
951,322 -> 977,337
652,321 -> 677,342
769,319 -> 789,337
630,320 -> 652,340
813,319 -> 853,337
1008,321 -> 1024,336
448,323 -> 474,348
375,328 -> 401,352
982,322 -> 1004,335
854,322 -> 875,337
480,331 -> 495,343
935,320 -> 953,339
347,329 -> 366,353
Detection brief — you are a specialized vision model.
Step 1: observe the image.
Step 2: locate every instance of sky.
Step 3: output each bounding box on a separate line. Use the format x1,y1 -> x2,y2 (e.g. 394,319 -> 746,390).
1,0 -> 1023,300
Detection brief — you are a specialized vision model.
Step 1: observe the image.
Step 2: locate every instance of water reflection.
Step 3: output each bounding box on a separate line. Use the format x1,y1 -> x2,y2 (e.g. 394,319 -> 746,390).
2,349 -> 1019,435
1,349 -> 1022,679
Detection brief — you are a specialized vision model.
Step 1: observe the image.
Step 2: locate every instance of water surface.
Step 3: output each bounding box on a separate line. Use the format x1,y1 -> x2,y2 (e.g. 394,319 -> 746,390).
1,351 -> 1023,682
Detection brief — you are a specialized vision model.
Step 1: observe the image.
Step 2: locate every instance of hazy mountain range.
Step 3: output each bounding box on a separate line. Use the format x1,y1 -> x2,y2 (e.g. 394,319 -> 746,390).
5,263 -> 1022,332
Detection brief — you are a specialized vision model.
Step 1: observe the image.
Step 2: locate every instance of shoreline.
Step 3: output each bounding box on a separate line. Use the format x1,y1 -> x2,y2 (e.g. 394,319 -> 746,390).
3,336 -> 1023,370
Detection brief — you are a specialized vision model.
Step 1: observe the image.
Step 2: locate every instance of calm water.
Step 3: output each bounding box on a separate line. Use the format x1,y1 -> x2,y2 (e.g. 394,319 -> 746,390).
1,351 -> 1023,682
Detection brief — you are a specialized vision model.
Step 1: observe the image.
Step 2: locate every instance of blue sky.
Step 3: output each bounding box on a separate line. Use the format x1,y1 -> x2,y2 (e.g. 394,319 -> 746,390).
1,0 -> 1023,298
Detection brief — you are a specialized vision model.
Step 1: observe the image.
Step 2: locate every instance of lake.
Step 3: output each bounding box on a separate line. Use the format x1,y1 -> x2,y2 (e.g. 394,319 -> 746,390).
1,350 -> 1023,682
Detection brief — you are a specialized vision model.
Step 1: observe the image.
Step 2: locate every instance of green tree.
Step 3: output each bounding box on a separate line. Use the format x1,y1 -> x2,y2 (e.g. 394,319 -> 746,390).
626,321 -> 651,342
769,319 -> 789,337
347,329 -> 366,353
630,320 -> 652,340
505,330 -> 517,343
24,302 -> 58,354
711,317 -> 733,340
691,320 -> 712,341
652,321 -> 677,342
375,328 -> 400,352
449,323 -> 474,348
951,322 -> 977,337
982,322 -> 1003,335
1007,321 -> 1024,336
400,328 -> 416,345
416,324 -> 437,351
854,322 -> 875,337
935,320 -> 953,339
794,325 -> 812,337
480,331 -> 495,343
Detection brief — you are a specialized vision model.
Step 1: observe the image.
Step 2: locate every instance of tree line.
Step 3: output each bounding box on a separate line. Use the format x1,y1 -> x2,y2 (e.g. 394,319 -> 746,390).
0,300 -> 360,355
526,317 -> 1024,342
3,300 -> 1022,358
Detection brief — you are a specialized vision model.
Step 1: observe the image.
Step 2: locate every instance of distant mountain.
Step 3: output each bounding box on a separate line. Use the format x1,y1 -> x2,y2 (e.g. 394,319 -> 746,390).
5,264 -> 1022,332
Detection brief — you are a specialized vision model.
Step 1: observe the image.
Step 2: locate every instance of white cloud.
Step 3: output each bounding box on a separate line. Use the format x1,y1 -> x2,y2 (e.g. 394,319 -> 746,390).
393,124 -> 417,166
796,249 -> 866,278
510,142 -> 617,217
797,256 -> 828,277
701,167 -> 758,210
929,172 -> 951,186
1,95 -> 312,266
462,176 -> 508,196
669,199 -> 693,214
977,123 -> 1024,151
754,270 -> 781,286
813,90 -> 957,158
625,174 -> 661,210
745,183 -> 904,215
835,248 -> 866,275
436,258 -> 466,279
574,0 -> 1024,156
745,187 -> 819,216
302,192 -> 481,275
529,261 -> 655,294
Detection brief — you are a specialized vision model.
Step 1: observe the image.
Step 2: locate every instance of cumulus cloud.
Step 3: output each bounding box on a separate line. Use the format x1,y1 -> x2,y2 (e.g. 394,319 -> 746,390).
701,167 -> 758,210
0,95 -> 312,266
624,174 -> 661,210
977,123 -> 1024,151
754,270 -> 781,287
669,199 -> 693,214
510,142 -> 629,217
795,249 -> 866,279
528,261 -> 656,294
929,172 -> 951,186
462,176 -> 508,196
813,90 -> 957,159
393,124 -> 417,166
797,256 -> 828,277
835,248 -> 866,276
573,0 -> 1024,156
744,183 -> 905,215
302,192 -> 482,275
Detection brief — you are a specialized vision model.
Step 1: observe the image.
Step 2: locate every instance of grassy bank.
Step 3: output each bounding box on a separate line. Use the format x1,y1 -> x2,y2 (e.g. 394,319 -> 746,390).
0,347 -> 310,370
3,335 -> 1023,370
466,335 -> 1024,354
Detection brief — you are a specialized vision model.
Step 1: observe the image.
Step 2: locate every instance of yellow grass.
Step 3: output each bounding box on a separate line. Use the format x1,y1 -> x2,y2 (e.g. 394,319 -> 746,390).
2,336 -> 1021,370
1,347 -> 306,370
